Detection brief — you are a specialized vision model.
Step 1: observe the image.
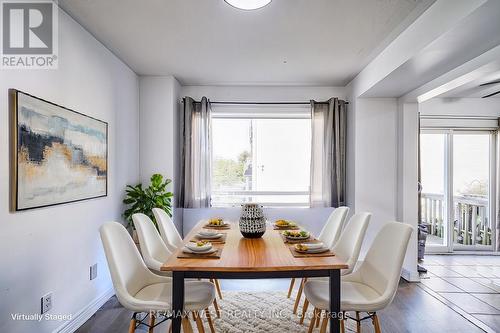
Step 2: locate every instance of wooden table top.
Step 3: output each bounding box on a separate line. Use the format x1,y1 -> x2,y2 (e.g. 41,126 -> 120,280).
161,221 -> 348,272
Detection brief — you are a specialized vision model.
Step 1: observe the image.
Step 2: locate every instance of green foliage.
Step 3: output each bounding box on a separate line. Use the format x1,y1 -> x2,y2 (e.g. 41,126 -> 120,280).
213,150 -> 250,188
213,158 -> 244,187
123,174 -> 173,230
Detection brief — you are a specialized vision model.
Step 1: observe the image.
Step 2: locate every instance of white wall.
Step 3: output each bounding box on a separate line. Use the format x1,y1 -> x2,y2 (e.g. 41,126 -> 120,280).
347,96 -> 419,281
0,10 -> 139,333
139,76 -> 180,183
139,76 -> 181,230
397,102 -> 420,281
420,97 -> 500,116
183,208 -> 335,237
353,99 -> 400,256
181,85 -> 346,102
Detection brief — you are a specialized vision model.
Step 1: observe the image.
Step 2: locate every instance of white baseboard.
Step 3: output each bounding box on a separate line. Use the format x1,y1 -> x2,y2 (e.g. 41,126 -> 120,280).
401,268 -> 420,282
54,288 -> 115,333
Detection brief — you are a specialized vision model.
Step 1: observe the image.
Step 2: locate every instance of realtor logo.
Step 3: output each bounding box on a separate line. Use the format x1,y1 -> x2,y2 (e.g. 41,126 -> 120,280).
1,0 -> 58,69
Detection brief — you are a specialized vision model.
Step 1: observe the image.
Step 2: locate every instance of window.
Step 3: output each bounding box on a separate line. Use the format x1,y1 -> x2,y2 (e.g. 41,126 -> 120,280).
211,106 -> 311,207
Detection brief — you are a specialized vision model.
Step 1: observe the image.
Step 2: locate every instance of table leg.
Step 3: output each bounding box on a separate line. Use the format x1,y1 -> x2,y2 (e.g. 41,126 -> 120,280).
329,269 -> 341,333
172,271 -> 184,333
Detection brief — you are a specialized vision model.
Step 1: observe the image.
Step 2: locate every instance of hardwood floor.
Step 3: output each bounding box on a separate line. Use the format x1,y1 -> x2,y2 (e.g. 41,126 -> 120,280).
77,277 -> 487,333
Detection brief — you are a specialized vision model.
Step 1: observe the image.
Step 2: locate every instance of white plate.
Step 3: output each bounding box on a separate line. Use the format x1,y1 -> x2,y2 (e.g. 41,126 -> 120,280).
186,242 -> 213,252
300,242 -> 324,250
182,247 -> 217,255
197,233 -> 222,239
199,230 -> 219,237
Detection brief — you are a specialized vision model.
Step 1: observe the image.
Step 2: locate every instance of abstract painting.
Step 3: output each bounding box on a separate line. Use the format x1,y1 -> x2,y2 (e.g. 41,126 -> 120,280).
10,90 -> 108,211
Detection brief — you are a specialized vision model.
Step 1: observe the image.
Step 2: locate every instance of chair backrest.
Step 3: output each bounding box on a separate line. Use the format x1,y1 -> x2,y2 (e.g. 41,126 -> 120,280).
318,206 -> 350,248
332,212 -> 371,275
356,222 -> 413,306
153,208 -> 183,251
132,213 -> 172,271
99,222 -> 154,305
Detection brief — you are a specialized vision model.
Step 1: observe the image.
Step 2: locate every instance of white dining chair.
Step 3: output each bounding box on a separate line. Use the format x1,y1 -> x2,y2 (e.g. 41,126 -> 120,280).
303,222 -> 413,333
289,206 -> 350,314
298,212 -> 371,324
136,211 -> 222,324
153,208 -> 224,301
153,208 -> 183,253
100,221 -> 216,333
133,213 -> 173,275
317,206 -> 350,248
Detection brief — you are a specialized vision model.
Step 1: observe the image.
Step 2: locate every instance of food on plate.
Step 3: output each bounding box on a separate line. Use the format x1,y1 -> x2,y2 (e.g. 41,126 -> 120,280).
275,219 -> 290,226
275,220 -> 297,227
283,230 -> 309,238
208,217 -> 224,226
295,244 -> 309,252
186,240 -> 213,252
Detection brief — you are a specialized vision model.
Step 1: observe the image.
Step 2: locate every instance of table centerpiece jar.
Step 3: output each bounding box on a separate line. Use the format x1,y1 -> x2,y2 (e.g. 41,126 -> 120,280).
239,203 -> 266,238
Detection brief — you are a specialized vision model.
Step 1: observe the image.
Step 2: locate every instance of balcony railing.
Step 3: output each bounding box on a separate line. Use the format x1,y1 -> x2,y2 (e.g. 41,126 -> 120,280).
420,192 -> 492,246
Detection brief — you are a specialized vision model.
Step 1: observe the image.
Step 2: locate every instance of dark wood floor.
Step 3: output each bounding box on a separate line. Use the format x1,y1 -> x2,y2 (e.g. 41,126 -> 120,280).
77,277 -> 489,333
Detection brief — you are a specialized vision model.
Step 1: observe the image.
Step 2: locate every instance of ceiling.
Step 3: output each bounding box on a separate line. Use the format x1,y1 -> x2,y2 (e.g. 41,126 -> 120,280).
361,0 -> 500,99
439,70 -> 500,98
60,0 -> 421,86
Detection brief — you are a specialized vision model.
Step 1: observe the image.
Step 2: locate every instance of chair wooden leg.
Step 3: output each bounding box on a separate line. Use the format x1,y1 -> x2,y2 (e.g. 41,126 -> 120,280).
300,298 -> 310,324
307,308 -> 318,333
355,312 -> 361,333
148,313 -> 155,333
287,278 -> 296,298
214,279 -> 223,299
341,317 -> 345,333
293,278 -> 306,314
316,310 -> 322,328
193,311 -> 205,333
168,323 -> 172,333
181,316 -> 194,333
319,312 -> 328,333
128,317 -> 137,333
210,279 -> 223,300
205,308 -> 216,333
372,313 -> 382,333
212,298 -> 221,318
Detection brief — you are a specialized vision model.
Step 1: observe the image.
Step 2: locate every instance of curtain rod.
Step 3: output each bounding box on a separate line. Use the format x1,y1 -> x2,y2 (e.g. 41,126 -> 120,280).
181,100 -> 349,105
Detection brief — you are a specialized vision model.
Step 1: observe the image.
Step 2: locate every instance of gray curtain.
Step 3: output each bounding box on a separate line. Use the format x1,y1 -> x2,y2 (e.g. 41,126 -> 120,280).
178,96 -> 212,208
310,98 -> 347,207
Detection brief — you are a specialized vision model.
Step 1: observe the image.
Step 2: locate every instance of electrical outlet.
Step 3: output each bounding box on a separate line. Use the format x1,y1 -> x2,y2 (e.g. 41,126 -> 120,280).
41,293 -> 52,314
90,263 -> 98,280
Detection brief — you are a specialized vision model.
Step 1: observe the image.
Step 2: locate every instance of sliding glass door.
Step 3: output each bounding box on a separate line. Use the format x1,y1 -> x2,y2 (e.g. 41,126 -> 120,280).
420,130 -> 496,252
452,133 -> 494,250
420,132 -> 447,248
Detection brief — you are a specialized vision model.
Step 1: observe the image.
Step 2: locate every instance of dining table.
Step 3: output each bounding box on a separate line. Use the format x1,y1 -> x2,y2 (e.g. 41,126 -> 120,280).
161,220 -> 348,333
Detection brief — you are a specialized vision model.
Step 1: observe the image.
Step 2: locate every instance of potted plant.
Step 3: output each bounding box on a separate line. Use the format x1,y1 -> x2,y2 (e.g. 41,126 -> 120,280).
123,174 -> 173,241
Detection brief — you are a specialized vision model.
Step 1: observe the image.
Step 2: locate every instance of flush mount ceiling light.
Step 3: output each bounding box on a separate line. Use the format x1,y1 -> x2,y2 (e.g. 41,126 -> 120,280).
224,0 -> 272,10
